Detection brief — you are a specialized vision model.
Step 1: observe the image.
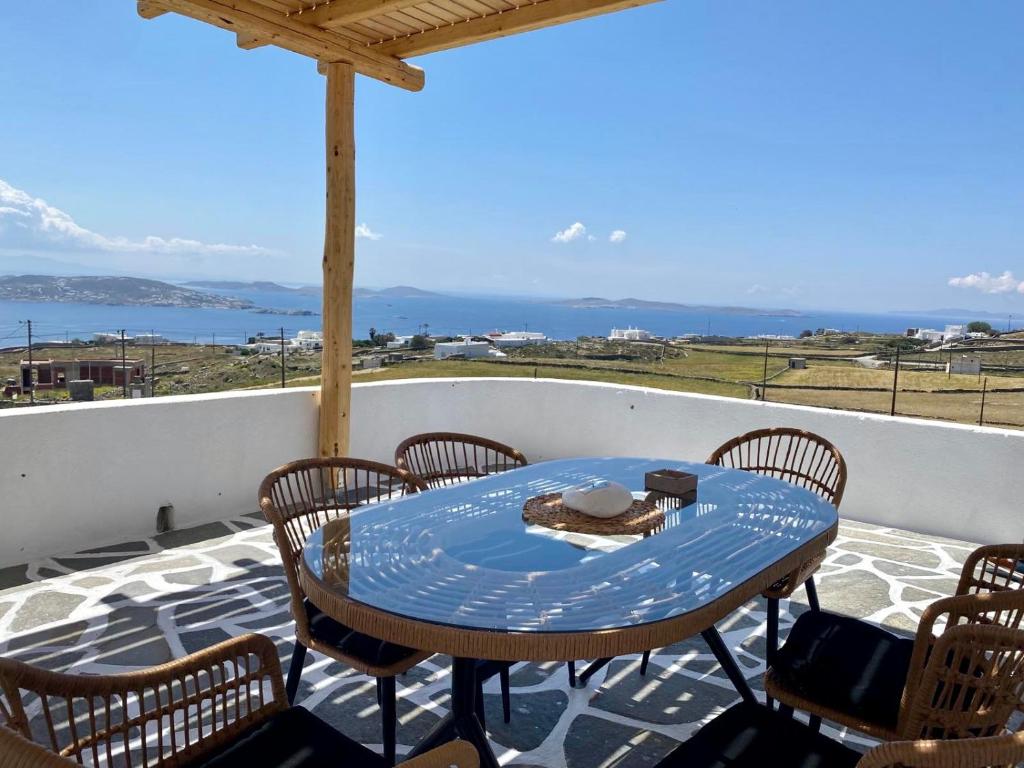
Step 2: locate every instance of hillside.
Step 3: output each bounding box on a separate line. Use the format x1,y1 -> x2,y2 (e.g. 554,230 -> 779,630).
0,275 -> 253,309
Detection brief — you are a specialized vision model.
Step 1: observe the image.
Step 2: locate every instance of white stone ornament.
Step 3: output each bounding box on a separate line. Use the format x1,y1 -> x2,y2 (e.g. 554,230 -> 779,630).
561,480 -> 634,519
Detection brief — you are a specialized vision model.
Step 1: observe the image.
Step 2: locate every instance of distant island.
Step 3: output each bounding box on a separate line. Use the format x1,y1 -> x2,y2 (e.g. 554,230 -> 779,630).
550,296 -> 803,317
0,275 -> 254,309
185,281 -> 443,300
183,280 -> 322,297
356,285 -> 442,299
893,308 -> 1013,321
251,307 -> 318,316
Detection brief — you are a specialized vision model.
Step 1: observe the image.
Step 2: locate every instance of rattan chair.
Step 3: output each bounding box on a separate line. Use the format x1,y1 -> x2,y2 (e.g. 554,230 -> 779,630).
259,457 -> 434,765
767,585 -> 1024,742
853,731 -> 1024,768
765,544 -> 1024,737
658,614 -> 1024,768
708,428 -> 846,663
0,632 -> 479,768
394,432 -> 542,703
627,428 -> 847,682
394,432 -> 528,489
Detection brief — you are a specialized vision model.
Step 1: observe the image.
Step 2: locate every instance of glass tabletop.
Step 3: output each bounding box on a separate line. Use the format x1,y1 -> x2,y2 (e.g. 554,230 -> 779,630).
302,457 -> 838,635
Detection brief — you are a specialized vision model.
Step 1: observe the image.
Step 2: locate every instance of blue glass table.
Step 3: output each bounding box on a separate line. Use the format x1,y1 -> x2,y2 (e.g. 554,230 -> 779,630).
300,457 -> 839,765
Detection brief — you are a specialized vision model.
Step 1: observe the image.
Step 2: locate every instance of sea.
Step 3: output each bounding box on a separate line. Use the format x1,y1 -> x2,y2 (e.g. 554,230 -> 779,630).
0,288 -> 994,347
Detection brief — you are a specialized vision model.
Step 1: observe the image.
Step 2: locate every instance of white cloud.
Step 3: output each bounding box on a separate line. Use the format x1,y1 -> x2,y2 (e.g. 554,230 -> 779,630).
948,271 -> 1024,294
355,222 -> 382,241
746,284 -> 768,295
552,222 -> 586,243
0,178 -> 272,257
609,229 -> 627,243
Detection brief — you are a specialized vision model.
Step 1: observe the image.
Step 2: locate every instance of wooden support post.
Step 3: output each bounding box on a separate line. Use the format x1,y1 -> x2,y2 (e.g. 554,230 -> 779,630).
319,62 -> 356,459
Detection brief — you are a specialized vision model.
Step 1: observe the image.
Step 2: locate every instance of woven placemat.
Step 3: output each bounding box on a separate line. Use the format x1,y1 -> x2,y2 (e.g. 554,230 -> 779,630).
522,492 -> 664,536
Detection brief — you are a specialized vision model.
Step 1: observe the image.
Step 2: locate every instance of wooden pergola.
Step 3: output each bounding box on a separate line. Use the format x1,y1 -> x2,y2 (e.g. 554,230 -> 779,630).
137,0 -> 656,458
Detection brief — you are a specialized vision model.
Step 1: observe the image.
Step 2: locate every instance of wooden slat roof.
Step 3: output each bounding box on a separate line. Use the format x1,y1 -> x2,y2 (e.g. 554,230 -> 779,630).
138,0 -> 659,90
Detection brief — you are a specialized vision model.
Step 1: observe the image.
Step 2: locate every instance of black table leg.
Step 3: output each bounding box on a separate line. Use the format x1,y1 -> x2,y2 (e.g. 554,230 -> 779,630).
576,656 -> 612,686
450,657 -> 501,768
405,657 -> 499,767
700,626 -> 757,705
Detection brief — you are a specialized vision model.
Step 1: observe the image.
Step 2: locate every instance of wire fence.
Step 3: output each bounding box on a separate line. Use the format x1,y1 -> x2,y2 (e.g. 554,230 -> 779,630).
3,326 -> 1023,429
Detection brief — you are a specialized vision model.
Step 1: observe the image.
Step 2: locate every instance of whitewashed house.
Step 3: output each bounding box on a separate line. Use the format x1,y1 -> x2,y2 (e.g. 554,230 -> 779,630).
386,335 -> 415,349
291,330 -> 323,350
608,327 -> 652,341
493,331 -> 549,348
247,340 -> 296,355
914,328 -> 945,343
434,339 -> 494,360
134,333 -> 168,345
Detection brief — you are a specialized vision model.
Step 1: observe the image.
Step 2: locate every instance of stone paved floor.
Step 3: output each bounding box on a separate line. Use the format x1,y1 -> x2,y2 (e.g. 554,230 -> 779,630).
0,515 -> 978,767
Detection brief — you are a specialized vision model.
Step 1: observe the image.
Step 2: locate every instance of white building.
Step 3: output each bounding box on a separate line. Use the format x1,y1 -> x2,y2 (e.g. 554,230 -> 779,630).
247,340 -> 297,355
944,324 -> 967,340
914,329 -> 945,343
434,340 -> 494,360
947,354 -> 981,376
609,327 -> 652,341
291,330 -> 323,350
492,331 -> 549,348
386,335 -> 415,349
134,333 -> 168,345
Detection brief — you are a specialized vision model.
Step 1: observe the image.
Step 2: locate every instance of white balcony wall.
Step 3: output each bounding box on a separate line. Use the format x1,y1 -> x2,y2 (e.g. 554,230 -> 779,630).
0,378 -> 1020,565
0,389 -> 319,566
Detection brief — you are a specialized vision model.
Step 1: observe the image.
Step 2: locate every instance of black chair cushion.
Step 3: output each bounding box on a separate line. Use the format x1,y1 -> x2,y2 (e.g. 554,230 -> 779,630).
773,609 -> 914,729
305,599 -> 422,669
191,706 -> 387,768
658,702 -> 862,767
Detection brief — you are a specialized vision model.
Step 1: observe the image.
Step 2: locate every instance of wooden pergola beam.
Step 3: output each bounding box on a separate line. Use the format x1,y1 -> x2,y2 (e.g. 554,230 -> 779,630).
138,0 -> 424,91
319,62 -> 356,459
235,31 -> 266,49
373,0 -> 660,58
137,1 -> 169,18
290,0 -> 419,30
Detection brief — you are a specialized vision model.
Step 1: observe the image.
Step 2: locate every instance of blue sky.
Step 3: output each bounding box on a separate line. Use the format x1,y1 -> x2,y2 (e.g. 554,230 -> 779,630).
0,1 -> 1022,312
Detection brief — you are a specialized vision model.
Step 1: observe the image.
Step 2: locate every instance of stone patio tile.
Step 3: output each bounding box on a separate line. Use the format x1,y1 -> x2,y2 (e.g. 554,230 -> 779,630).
0,513 -> 979,768
564,715 -> 680,767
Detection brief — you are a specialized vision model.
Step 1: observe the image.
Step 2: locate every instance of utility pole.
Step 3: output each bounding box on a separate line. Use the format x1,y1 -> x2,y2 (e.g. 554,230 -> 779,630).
761,337 -> 770,401
890,346 -> 901,417
120,329 -> 128,398
150,330 -> 157,397
979,377 -> 988,426
20,320 -> 34,405
280,326 -> 286,389
212,332 -> 216,348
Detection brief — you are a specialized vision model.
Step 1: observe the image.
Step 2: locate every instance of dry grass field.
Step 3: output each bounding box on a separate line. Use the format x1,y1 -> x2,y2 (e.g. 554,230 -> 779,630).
4,336 -> 1021,429
354,359 -> 751,398
768,387 -> 1024,428
774,364 -> 1024,392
